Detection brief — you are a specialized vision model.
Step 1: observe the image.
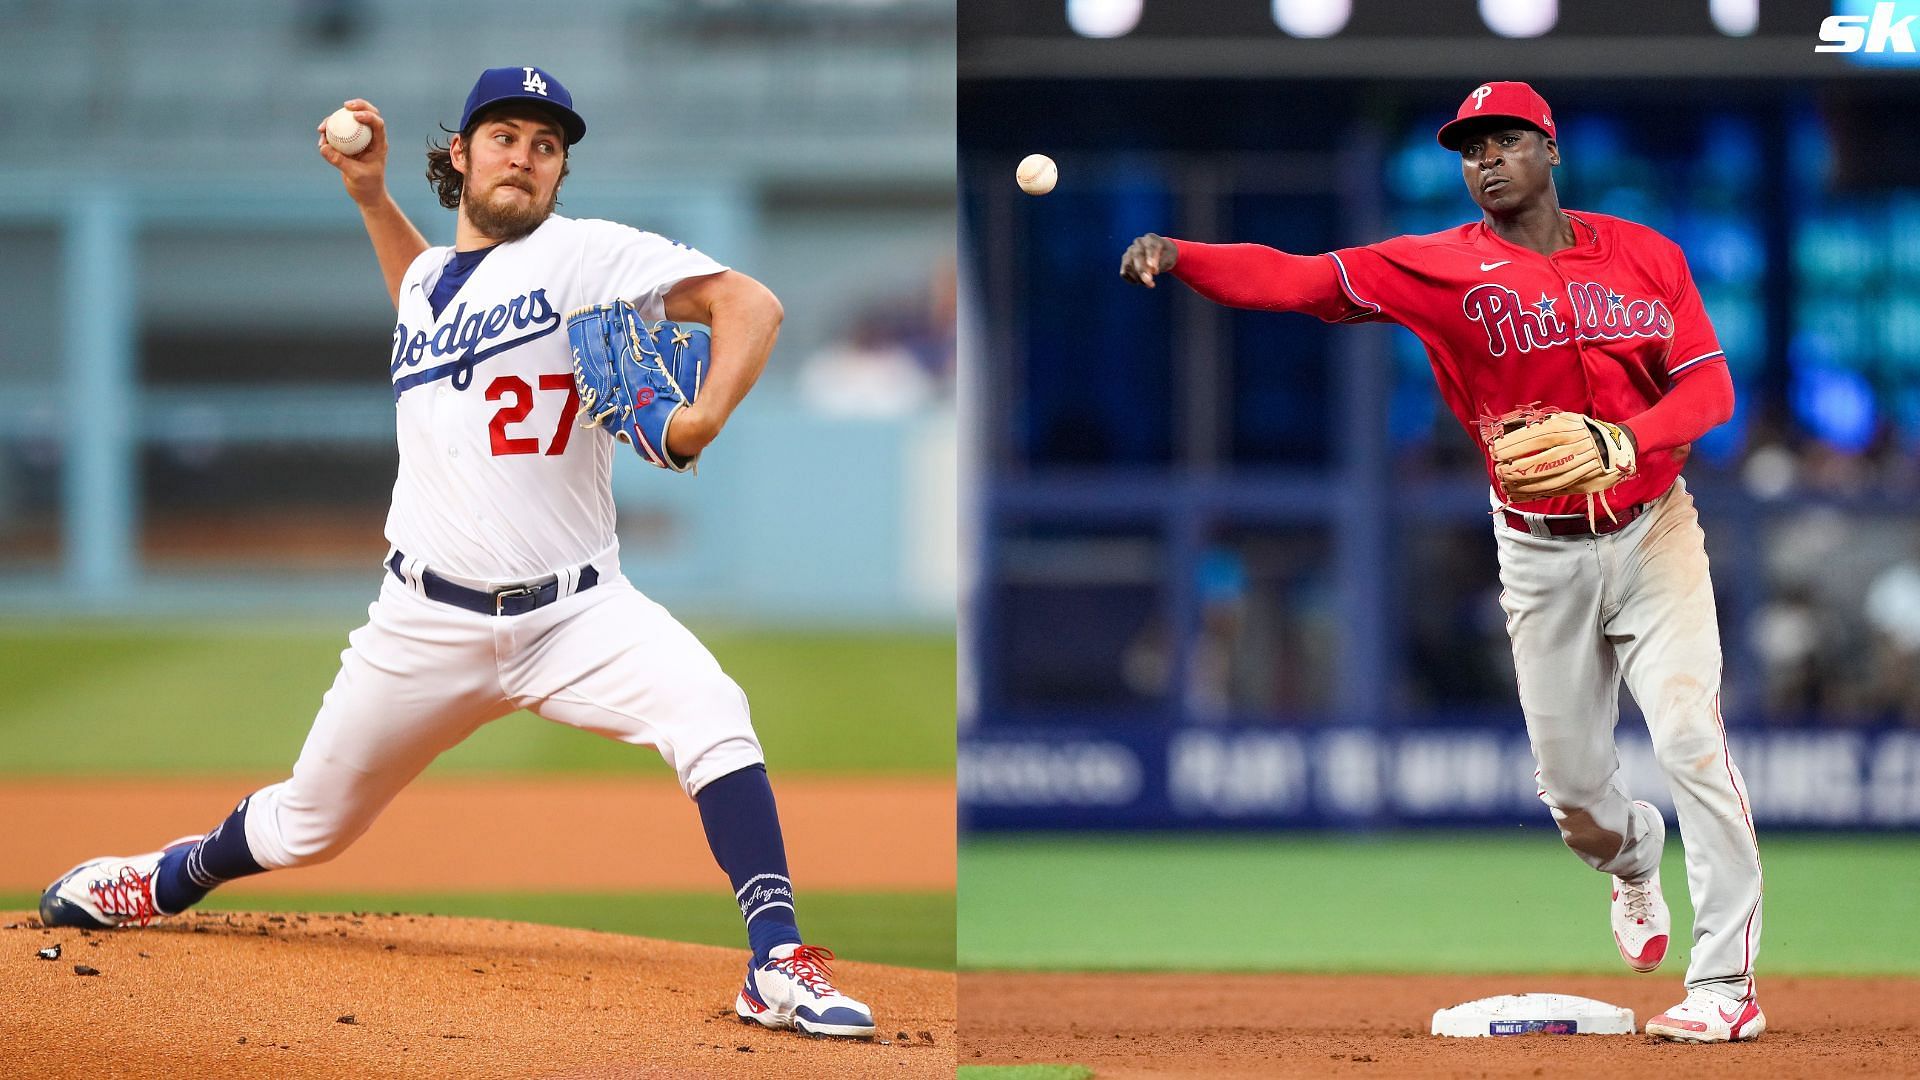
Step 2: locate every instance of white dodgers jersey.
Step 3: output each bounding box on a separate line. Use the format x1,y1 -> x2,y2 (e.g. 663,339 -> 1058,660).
384,215 -> 727,581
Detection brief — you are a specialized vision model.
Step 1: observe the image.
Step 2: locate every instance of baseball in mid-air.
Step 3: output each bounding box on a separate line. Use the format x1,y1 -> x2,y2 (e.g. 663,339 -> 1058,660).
1016,153 -> 1058,196
324,107 -> 372,156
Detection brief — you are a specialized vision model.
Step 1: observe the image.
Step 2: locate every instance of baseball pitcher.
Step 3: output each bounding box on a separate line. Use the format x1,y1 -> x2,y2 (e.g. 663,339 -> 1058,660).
39,66 -> 875,1040
1120,82 -> 1762,1042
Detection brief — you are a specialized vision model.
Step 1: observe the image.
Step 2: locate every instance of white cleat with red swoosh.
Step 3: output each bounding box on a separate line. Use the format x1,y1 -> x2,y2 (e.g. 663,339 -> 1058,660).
1611,801 -> 1670,973
1646,989 -> 1766,1042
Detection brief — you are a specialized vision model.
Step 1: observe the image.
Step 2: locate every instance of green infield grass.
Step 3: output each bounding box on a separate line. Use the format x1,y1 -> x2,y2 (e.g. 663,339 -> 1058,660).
0,622 -> 952,776
1,889 -> 953,970
960,831 -> 1920,976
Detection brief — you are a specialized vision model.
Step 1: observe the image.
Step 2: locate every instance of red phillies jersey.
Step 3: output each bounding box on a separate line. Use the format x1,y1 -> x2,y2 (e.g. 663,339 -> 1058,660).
1327,210 -> 1725,515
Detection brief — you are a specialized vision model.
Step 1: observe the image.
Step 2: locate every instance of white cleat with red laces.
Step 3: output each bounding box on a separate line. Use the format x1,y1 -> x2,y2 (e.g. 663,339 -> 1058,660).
38,836 -> 202,929
735,943 -> 876,1038
1646,988 -> 1766,1042
1611,801 -> 1670,973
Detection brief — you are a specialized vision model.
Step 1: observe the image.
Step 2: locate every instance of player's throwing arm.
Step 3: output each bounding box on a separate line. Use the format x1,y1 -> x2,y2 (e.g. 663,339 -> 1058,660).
1119,233 -> 1178,288
316,98 -> 429,307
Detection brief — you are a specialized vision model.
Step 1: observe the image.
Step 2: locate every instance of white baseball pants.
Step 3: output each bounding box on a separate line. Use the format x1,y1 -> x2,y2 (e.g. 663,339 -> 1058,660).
1496,477 -> 1762,999
240,566 -> 764,871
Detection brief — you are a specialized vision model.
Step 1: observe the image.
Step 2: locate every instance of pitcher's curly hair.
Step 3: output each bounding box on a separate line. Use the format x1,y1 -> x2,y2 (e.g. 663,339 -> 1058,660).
424,103 -> 571,211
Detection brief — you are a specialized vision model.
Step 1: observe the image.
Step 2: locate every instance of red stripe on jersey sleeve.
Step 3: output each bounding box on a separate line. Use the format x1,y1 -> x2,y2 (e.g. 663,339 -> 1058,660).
1624,359 -> 1734,455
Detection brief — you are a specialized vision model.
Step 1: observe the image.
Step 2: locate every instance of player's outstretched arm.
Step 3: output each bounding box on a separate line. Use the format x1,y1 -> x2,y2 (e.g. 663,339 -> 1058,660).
1124,233 -> 1358,320
1119,233 -> 1179,288
316,98 -> 430,309
661,269 -> 783,460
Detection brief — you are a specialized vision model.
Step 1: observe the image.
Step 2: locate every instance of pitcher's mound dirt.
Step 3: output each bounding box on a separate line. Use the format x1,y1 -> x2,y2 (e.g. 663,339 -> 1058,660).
2,911 -> 953,1077
960,971 -> 1920,1079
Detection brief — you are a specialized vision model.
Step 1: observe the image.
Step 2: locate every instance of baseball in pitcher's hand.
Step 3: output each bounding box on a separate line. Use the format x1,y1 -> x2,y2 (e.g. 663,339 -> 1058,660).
317,98 -> 392,207
1119,233 -> 1178,288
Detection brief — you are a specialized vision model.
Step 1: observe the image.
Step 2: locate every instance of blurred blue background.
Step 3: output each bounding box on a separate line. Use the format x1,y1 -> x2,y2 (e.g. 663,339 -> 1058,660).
0,0 -> 957,625
958,3 -> 1920,830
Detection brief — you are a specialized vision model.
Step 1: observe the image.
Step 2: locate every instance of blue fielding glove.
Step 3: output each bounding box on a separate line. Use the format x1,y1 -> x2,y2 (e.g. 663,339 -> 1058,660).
565,300 -> 710,471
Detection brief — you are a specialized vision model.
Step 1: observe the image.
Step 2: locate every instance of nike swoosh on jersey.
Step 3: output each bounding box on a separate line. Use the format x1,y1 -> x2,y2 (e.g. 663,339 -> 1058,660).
1480,260 -> 1511,271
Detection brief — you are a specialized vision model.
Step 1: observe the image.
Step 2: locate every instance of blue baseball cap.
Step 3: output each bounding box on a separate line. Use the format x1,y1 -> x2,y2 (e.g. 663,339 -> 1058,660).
459,66 -> 586,145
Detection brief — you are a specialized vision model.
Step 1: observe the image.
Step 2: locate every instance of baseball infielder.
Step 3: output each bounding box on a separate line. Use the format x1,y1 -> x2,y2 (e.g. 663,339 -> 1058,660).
1120,82 -> 1762,1042
39,66 -> 875,1040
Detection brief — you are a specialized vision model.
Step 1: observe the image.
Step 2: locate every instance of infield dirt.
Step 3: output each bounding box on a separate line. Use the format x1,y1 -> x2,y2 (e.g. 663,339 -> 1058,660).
0,776 -> 955,893
960,971 -> 1920,1078
2,911 -> 954,1077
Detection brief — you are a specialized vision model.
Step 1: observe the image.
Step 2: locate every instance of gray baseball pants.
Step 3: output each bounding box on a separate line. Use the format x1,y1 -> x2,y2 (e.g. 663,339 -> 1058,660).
1495,476 -> 1762,1000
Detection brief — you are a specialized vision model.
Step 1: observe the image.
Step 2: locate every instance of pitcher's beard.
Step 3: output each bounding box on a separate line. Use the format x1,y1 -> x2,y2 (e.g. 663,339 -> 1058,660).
464,181 -> 554,242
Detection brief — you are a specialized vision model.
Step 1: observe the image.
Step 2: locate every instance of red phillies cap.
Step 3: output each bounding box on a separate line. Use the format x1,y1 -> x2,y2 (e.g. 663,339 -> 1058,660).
1437,81 -> 1556,150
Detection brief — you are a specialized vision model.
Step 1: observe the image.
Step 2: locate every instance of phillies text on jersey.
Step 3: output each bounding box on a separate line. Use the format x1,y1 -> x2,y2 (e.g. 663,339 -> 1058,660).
1462,280 -> 1677,357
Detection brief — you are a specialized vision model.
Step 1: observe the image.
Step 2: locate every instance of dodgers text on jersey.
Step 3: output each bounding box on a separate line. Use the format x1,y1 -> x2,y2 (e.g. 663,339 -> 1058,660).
390,288 -> 562,398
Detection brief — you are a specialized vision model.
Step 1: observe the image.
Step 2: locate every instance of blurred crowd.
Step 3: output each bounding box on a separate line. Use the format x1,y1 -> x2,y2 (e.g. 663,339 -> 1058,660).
796,258 -> 956,419
1742,507 -> 1920,729
1152,428 -> 1920,731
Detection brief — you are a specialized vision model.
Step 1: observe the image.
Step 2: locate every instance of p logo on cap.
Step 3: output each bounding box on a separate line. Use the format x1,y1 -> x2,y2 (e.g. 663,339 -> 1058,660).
1438,81 -> 1555,150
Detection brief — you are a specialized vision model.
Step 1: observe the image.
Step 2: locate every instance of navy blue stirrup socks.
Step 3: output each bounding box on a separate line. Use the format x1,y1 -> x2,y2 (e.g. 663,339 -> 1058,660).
696,763 -> 803,963
154,793 -> 268,914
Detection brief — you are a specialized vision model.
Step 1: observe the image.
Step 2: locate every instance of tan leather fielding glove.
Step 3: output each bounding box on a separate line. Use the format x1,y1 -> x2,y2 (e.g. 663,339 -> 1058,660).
1484,407 -> 1637,501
